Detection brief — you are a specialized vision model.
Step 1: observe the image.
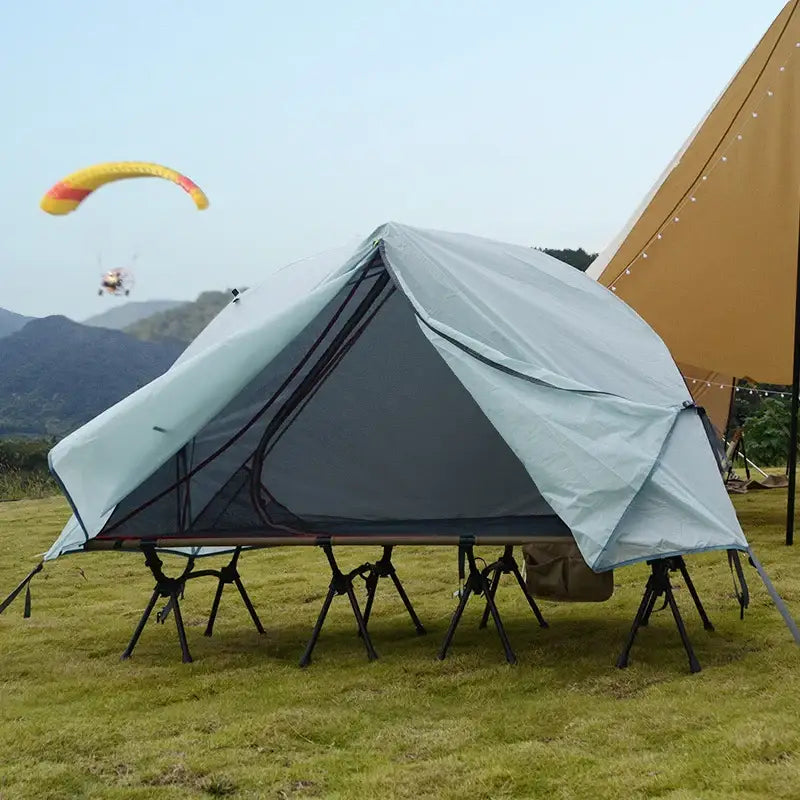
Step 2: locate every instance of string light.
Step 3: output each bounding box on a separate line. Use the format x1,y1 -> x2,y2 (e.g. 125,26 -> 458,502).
607,44 -> 798,295
682,375 -> 792,399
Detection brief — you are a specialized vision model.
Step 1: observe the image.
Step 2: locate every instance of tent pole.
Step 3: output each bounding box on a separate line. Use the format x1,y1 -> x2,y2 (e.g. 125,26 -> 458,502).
748,548 -> 800,645
787,215 -> 800,546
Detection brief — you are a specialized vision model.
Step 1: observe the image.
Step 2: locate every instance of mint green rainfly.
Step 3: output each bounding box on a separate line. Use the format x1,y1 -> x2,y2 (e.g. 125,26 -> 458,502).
44,222 -> 748,569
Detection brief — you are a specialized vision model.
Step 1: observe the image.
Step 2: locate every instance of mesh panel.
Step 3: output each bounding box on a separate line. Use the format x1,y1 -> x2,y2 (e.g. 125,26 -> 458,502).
101,264 -> 385,536
99,259 -> 569,541
259,290 -> 556,524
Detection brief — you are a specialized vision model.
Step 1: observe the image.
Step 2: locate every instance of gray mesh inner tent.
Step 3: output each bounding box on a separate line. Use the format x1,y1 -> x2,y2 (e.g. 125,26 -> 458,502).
98,252 -> 570,543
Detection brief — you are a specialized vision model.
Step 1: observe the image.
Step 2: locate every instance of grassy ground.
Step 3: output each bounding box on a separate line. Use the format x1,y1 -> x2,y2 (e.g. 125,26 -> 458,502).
2,494 -> 800,799
0,469 -> 57,502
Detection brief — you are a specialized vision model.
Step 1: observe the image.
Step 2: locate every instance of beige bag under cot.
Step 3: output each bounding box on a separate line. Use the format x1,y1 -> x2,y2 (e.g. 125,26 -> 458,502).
522,538 -> 614,602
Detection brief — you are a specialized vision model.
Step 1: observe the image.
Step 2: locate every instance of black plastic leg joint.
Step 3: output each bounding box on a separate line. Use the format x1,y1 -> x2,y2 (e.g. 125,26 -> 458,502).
217,563 -> 239,584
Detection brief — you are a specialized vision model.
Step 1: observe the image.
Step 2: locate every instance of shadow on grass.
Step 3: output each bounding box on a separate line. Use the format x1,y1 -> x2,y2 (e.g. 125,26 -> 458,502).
103,592 -> 764,687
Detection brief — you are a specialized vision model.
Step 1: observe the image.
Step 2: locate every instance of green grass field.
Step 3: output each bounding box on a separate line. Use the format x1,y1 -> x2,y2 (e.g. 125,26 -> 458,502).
2,493 -> 800,799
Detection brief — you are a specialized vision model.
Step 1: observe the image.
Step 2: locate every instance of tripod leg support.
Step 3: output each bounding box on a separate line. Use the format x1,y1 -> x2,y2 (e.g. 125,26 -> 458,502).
617,558 -> 707,674
439,545 -> 525,665
300,545 -> 378,667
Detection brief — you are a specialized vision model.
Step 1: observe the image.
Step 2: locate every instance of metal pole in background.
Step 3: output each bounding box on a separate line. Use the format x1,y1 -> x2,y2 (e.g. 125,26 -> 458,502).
786,214 -> 800,545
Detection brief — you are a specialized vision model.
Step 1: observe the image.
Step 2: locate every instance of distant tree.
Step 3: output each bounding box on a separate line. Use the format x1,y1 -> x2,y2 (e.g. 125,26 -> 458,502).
125,290 -> 235,345
744,397 -> 794,466
538,247 -> 598,272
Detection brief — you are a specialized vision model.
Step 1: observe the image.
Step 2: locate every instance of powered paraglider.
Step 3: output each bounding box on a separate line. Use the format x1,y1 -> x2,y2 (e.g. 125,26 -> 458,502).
40,161 -> 209,215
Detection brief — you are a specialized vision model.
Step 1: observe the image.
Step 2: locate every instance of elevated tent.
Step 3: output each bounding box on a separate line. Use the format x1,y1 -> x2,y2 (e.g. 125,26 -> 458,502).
44,222 -> 747,572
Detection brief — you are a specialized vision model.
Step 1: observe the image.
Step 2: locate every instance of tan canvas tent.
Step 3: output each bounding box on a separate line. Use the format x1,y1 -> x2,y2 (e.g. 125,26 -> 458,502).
588,0 -> 800,403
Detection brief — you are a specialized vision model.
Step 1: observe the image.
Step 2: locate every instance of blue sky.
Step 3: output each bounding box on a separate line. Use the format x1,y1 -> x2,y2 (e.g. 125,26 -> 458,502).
0,0 -> 788,320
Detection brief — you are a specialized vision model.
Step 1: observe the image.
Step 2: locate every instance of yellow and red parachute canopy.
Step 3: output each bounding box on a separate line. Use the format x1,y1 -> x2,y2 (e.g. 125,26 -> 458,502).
40,161 -> 209,215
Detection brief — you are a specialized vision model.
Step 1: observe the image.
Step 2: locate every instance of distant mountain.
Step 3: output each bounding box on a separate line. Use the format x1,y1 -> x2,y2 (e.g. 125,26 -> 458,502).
0,316 -> 183,438
0,307 -> 34,339
125,290 -> 233,345
82,299 -> 186,331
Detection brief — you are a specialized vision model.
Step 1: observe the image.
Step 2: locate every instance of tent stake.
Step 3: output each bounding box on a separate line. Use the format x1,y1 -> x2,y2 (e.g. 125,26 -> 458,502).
786,212 -> 800,545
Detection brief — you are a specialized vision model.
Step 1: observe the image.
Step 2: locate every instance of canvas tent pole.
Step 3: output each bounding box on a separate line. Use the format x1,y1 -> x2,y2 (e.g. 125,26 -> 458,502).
786,208 -> 800,546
